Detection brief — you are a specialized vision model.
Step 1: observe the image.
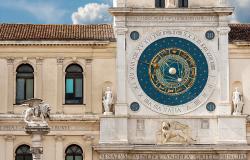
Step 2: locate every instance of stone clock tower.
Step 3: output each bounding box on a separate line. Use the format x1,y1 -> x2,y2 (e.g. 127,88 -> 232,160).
95,0 -> 249,159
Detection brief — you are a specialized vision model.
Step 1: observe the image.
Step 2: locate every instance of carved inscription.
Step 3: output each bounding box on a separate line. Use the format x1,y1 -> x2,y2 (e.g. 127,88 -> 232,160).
127,16 -> 218,22
0,125 -> 85,131
100,153 -> 247,160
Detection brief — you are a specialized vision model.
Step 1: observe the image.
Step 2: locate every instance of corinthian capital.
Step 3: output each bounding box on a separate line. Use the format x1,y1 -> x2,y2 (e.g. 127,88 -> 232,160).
115,27 -> 128,35
6,57 -> 14,65
57,57 -> 64,65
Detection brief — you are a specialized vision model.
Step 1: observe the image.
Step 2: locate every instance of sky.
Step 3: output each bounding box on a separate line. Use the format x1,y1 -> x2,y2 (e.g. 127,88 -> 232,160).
0,0 -> 249,24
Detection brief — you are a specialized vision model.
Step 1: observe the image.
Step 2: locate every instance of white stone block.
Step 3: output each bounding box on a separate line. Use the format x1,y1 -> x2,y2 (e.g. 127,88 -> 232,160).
217,116 -> 247,144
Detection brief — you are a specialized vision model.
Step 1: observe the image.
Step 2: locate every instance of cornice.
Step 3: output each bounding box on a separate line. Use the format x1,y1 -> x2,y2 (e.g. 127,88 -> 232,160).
0,40 -> 113,46
0,114 -> 100,122
109,7 -> 234,16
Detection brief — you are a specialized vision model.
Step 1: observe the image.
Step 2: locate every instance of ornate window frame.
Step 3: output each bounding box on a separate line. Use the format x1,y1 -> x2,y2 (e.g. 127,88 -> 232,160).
62,60 -> 87,106
14,60 -> 37,105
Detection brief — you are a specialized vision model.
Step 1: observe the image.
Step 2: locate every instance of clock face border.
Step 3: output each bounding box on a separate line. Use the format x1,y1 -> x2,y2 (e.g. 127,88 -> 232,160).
128,30 -> 217,115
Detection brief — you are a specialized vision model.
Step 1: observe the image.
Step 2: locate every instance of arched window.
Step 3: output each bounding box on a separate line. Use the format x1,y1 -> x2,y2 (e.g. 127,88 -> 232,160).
65,64 -> 83,104
179,0 -> 188,8
15,145 -> 32,160
65,144 -> 83,160
16,64 -> 34,104
155,0 -> 165,8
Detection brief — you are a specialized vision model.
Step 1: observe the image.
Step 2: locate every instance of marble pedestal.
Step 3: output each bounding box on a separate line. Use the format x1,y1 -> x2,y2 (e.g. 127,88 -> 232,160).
25,125 -> 50,160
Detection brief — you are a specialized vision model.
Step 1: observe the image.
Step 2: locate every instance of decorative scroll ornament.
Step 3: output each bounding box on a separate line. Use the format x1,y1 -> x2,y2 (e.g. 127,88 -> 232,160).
22,98 -> 51,127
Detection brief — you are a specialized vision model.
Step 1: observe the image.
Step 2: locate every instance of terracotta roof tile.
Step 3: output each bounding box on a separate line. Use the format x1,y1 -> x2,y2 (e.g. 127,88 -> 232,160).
0,24 -> 116,42
229,24 -> 250,42
0,23 -> 250,43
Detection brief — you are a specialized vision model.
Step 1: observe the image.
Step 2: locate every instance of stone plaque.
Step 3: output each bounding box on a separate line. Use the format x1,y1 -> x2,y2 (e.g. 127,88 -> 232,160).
99,153 -> 247,160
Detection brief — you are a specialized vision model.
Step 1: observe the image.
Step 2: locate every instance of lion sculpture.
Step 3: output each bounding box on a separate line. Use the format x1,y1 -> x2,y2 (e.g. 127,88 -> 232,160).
161,121 -> 195,144
22,98 -> 51,126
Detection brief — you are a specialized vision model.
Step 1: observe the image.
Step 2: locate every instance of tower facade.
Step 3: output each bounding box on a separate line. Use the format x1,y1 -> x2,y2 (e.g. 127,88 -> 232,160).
95,0 -> 249,160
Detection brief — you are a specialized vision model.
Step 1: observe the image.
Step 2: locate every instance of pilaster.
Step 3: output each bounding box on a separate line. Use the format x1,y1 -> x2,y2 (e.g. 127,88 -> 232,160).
82,135 -> 95,160
54,135 -> 65,160
0,136 -> 5,160
57,57 -> 64,114
4,135 -> 15,160
85,59 -> 93,113
36,57 -> 43,99
7,57 -> 14,113
217,24 -> 231,115
115,27 -> 128,116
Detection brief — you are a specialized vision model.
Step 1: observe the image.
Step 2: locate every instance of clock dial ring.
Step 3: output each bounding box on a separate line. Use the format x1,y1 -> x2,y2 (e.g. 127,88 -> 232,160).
128,31 -> 217,115
149,48 -> 197,96
137,37 -> 208,106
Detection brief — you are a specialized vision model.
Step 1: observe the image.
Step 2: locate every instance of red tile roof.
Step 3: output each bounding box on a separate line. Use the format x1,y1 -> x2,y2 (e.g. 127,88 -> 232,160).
0,23 -> 249,43
0,24 -> 115,42
229,24 -> 250,42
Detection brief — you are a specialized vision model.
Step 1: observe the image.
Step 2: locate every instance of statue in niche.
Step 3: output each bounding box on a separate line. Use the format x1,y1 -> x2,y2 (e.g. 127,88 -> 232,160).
232,88 -> 244,115
22,98 -> 51,126
102,87 -> 113,115
166,0 -> 176,8
161,121 -> 195,144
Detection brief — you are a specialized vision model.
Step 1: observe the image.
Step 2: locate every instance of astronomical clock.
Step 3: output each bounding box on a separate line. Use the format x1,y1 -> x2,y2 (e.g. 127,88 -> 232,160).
128,31 -> 217,115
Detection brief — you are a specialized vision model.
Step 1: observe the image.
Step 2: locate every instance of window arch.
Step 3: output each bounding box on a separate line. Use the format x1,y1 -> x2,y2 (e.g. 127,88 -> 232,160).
15,145 -> 32,160
178,0 -> 188,8
65,144 -> 83,160
155,0 -> 165,8
65,64 -> 83,104
16,64 -> 34,104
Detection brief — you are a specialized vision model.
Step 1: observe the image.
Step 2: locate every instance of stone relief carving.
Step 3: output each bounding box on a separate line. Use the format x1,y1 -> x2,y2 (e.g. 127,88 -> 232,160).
232,88 -> 244,115
102,87 -> 113,115
160,121 -> 195,144
22,98 -> 51,126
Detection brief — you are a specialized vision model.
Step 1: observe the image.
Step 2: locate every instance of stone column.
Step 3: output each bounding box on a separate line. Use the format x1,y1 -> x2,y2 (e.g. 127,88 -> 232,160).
85,59 -> 93,113
82,135 -> 94,160
36,58 -> 43,99
26,126 -> 50,160
57,57 -> 64,113
55,135 -> 64,160
115,27 -> 128,116
217,18 -> 231,114
0,136 -> 5,160
4,135 -> 15,160
7,58 -> 14,113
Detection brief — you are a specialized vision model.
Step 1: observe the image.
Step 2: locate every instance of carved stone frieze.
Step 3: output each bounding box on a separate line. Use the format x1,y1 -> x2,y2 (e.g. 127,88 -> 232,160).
99,153 -> 247,160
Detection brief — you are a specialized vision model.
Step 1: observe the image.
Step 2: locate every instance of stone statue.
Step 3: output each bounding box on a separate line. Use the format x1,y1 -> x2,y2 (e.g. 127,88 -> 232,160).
22,98 -> 51,126
161,121 -> 195,144
166,0 -> 176,8
102,87 -> 113,115
232,88 -> 244,115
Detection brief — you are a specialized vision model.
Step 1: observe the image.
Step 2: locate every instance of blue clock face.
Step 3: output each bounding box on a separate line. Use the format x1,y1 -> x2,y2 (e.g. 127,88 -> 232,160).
137,37 -> 209,106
